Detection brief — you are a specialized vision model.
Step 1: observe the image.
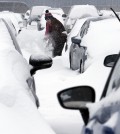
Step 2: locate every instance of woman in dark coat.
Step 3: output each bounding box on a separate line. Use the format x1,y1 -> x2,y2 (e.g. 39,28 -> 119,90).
45,15 -> 67,57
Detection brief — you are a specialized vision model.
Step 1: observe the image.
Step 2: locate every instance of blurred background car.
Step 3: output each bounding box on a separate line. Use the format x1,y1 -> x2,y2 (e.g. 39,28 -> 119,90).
64,5 -> 100,33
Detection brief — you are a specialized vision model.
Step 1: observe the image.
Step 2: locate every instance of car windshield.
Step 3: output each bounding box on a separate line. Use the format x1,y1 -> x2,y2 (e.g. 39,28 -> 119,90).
80,20 -> 90,38
105,54 -> 120,95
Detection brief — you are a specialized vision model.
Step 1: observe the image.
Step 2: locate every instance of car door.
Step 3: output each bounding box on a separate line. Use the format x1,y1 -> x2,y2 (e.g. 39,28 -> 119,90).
69,20 -> 89,71
85,53 -> 120,134
3,18 -> 39,107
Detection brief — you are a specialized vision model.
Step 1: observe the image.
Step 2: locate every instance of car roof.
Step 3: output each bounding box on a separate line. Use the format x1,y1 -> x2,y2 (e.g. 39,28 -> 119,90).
0,11 -> 21,35
30,6 -> 51,16
68,5 -> 99,19
80,16 -> 120,58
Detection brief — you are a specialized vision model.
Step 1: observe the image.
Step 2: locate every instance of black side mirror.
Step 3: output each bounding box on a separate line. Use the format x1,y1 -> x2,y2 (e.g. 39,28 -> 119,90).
29,54 -> 52,75
104,54 -> 118,67
26,12 -> 30,16
62,14 -> 67,18
57,86 -> 95,125
71,36 -> 81,45
58,86 -> 95,110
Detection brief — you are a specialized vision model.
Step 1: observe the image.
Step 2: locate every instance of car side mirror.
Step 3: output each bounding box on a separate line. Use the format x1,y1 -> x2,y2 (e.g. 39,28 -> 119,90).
57,86 -> 95,125
57,86 -> 95,110
104,54 -> 118,67
26,12 -> 30,16
71,36 -> 81,44
62,14 -> 67,18
29,54 -> 52,75
21,14 -> 25,19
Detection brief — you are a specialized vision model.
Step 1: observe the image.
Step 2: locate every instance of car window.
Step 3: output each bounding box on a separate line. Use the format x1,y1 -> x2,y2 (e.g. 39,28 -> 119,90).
80,20 -> 90,38
101,54 -> 120,98
2,19 -> 22,55
106,54 -> 120,95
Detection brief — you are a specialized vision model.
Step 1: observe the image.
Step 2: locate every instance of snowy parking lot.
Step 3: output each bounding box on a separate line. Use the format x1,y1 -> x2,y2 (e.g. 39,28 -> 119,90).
17,23 -> 84,134
0,0 -> 119,133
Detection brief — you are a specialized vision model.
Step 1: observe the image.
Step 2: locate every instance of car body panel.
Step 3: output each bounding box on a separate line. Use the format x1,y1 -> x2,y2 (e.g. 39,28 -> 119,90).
69,16 -> 120,72
84,54 -> 120,133
0,11 -> 21,35
0,18 -> 55,134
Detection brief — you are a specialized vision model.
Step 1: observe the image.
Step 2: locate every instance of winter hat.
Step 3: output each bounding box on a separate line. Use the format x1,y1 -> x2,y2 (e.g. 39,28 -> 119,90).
45,10 -> 53,20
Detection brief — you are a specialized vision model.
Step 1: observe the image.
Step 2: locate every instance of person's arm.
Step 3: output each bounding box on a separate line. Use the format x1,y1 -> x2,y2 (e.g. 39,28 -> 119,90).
45,22 -> 49,35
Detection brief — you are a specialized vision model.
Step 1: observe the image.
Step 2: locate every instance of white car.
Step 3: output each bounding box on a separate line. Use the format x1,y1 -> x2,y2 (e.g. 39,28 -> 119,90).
64,5 -> 99,33
57,53 -> 120,134
0,11 -> 22,35
60,16 -> 120,110
0,18 -> 55,134
69,16 -> 119,72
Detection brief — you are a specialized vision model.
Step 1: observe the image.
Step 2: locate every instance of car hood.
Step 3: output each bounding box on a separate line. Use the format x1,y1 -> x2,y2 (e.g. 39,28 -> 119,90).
61,55 -> 111,102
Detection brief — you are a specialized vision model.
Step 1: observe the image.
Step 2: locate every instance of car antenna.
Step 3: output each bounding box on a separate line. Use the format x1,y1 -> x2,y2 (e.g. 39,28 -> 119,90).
110,7 -> 120,22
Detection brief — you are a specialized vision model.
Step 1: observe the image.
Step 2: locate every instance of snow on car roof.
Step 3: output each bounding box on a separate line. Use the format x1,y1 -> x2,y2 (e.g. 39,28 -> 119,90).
68,5 -> 99,19
81,17 -> 120,58
0,11 -> 20,34
30,6 -> 51,16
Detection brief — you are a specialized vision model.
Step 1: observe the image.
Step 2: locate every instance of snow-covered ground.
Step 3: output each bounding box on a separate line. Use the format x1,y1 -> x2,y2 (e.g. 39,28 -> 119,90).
17,23 -> 84,134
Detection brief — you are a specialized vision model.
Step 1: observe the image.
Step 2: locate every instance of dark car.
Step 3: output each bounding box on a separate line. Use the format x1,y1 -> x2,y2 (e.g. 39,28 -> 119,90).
57,53 -> 120,133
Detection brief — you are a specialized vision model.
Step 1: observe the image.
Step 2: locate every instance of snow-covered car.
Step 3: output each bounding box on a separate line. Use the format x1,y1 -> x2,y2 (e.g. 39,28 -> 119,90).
14,12 -> 24,28
64,5 -> 99,33
0,18 -> 55,134
0,11 -> 22,35
28,6 -> 51,25
57,53 -> 120,134
69,16 -> 119,73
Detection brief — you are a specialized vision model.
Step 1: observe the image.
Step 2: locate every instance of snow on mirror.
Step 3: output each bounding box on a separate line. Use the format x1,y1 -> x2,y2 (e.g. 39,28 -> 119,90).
58,86 -> 95,110
29,54 -> 52,75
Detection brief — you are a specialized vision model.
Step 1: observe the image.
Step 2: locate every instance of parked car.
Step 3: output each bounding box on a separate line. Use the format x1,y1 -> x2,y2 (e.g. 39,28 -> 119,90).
64,5 -> 99,33
0,11 -> 22,35
0,18 -> 55,134
57,53 -> 120,134
27,6 -> 51,25
69,16 -> 119,72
